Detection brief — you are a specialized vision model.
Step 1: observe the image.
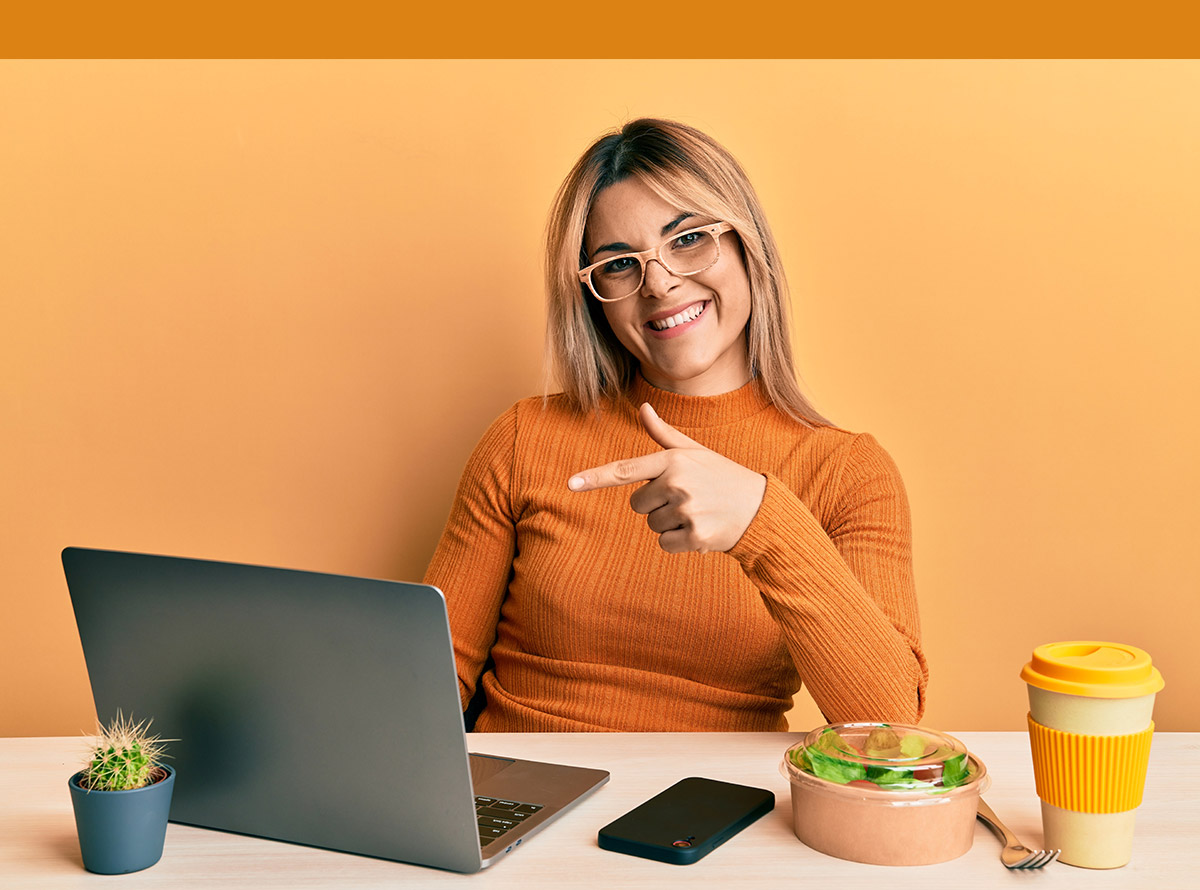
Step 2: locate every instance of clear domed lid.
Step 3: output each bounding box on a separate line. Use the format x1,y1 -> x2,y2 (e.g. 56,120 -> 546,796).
783,722 -> 984,793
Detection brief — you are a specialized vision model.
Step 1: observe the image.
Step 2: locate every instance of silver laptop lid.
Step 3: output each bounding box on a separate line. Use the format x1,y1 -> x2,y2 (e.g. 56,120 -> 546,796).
63,547 -> 485,872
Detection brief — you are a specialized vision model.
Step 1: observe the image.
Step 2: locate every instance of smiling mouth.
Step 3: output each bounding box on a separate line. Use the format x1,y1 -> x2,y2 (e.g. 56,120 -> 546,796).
647,302 -> 707,331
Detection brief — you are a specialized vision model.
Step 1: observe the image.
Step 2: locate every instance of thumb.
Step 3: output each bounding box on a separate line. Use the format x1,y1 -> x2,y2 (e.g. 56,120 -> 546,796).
638,402 -> 701,451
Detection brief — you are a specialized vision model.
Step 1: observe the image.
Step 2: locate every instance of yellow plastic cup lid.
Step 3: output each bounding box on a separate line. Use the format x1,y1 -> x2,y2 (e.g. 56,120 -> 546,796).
1020,641 -> 1164,698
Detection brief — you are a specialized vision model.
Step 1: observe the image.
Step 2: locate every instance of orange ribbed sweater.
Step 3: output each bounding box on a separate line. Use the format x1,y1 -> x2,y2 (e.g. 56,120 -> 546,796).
424,375 -> 927,732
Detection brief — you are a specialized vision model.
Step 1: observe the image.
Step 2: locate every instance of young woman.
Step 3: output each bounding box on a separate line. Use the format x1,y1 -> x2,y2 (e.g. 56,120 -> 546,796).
424,119 -> 927,732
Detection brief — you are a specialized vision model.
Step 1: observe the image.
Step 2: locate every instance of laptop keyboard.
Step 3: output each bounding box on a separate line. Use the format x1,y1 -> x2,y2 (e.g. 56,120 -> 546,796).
475,796 -> 544,847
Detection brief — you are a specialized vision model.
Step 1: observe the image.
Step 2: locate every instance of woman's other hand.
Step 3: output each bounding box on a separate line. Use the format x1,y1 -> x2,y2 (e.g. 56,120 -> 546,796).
568,403 -> 767,554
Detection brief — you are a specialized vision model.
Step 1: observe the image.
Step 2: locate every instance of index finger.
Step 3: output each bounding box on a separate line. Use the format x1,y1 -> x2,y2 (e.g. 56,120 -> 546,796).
567,451 -> 671,492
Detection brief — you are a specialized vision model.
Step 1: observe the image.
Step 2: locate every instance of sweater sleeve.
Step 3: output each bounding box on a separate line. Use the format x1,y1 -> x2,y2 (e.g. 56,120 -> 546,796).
422,406 -> 518,710
727,433 -> 928,724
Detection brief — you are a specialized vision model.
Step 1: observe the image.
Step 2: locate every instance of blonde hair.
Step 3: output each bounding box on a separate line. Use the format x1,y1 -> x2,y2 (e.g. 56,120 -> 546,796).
544,118 -> 828,426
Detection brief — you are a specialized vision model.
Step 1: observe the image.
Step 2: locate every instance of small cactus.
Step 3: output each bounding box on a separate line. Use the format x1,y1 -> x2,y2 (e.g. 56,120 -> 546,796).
81,712 -> 172,792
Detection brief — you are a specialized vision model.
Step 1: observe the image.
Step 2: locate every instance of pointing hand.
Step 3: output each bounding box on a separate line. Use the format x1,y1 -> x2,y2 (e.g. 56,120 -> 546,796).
568,403 -> 767,554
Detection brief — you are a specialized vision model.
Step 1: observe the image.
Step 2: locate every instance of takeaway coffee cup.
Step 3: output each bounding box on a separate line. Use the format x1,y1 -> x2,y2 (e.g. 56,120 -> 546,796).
1021,641 -> 1164,868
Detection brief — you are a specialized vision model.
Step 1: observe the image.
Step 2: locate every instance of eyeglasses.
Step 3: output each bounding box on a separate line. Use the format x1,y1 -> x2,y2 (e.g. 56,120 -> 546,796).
577,221 -> 735,302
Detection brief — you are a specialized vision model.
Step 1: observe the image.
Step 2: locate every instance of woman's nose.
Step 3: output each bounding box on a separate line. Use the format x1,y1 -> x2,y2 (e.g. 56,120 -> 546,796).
640,258 -> 680,298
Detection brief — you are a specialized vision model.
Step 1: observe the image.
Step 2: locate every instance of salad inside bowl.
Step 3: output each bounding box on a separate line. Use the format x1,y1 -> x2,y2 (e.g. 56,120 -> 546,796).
785,722 -> 982,794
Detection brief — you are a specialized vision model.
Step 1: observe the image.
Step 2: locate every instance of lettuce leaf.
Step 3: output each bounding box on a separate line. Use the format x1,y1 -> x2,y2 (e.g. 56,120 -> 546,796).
899,733 -> 927,758
789,746 -> 813,772
808,748 -> 867,784
941,753 -> 969,788
865,766 -> 916,786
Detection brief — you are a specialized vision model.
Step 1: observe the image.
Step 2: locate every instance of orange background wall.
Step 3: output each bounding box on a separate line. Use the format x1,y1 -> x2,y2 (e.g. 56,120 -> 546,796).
2,60 -> 1197,737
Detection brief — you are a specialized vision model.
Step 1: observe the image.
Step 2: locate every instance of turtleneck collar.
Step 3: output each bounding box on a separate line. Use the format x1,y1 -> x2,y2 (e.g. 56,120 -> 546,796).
628,372 -> 773,430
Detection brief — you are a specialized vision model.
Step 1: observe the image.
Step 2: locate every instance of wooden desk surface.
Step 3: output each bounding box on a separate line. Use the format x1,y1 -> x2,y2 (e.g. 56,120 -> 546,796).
2,732 -> 1196,888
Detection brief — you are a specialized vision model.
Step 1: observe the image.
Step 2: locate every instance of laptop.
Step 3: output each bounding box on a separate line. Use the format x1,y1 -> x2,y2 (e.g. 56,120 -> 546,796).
62,547 -> 609,873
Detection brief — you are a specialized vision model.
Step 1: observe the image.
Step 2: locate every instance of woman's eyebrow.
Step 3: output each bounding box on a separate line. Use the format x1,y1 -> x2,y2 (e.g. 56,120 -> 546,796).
660,212 -> 696,236
590,213 -> 698,260
590,240 -> 632,259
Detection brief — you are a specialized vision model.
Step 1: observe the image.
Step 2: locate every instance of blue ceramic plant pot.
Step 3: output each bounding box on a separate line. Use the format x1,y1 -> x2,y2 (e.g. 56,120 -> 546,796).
68,765 -> 175,874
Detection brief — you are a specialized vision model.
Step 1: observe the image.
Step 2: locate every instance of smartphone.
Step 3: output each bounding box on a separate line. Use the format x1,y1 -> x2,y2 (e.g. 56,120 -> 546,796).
597,776 -> 775,865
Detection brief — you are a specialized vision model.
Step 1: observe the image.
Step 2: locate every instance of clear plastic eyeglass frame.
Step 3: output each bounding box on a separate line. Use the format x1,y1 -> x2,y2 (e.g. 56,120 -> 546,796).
577,221 -> 735,302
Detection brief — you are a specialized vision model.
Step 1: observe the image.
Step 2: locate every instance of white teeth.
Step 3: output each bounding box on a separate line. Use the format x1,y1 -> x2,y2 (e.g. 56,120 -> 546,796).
649,302 -> 705,331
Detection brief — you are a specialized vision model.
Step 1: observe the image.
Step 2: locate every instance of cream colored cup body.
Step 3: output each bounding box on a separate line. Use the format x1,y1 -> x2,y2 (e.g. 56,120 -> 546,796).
1027,686 -> 1155,735
1025,685 -> 1156,869
1039,802 -> 1138,869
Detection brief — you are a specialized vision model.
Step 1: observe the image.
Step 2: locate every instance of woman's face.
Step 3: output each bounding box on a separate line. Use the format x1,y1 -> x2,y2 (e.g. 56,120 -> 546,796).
584,177 -> 753,397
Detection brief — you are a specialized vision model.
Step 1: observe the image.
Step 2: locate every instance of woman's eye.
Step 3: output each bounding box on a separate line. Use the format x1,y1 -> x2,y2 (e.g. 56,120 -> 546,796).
671,232 -> 703,250
601,256 -> 639,276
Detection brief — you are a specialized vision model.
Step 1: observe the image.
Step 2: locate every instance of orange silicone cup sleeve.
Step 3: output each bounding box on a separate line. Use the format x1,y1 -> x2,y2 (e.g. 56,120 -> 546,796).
1027,714 -> 1154,814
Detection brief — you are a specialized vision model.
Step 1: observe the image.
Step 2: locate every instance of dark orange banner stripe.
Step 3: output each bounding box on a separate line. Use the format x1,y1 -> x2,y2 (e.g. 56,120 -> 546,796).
4,1 -> 1199,58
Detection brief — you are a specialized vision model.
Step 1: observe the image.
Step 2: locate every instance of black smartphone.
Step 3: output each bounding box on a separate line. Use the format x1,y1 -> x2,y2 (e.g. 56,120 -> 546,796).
597,776 -> 775,865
